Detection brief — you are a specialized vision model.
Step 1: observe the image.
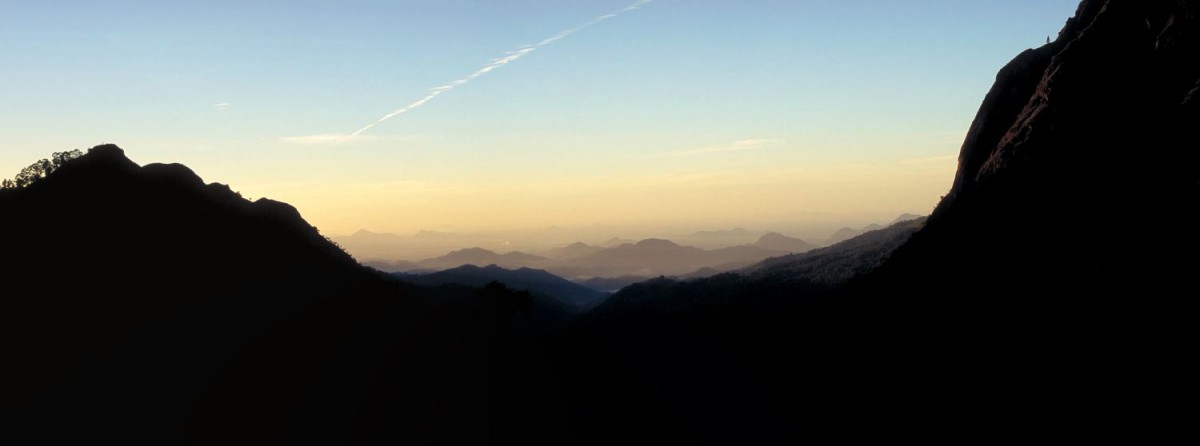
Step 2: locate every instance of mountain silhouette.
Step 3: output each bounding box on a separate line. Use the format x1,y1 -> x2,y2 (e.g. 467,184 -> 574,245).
823,226 -> 864,245
396,264 -> 608,312
563,238 -> 705,276
752,231 -> 817,253
0,145 -> 564,444
684,227 -> 763,248
0,144 -> 380,301
416,247 -> 549,270
553,238 -> 783,278
600,236 -> 636,247
544,241 -> 606,260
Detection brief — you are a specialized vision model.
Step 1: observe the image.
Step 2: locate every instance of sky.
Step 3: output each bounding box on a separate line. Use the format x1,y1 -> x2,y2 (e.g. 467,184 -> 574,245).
0,0 -> 1082,237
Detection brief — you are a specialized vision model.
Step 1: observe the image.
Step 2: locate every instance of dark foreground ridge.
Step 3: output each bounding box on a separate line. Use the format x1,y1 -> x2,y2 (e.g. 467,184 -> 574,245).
2,0 -> 1197,443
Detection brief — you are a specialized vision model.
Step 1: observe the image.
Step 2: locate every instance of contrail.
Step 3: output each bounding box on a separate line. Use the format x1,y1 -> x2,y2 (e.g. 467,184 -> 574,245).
340,0 -> 653,142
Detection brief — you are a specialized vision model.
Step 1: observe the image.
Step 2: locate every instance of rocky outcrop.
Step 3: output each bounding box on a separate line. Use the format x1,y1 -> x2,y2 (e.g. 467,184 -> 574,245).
863,1 -> 1199,429
949,0 -> 1199,202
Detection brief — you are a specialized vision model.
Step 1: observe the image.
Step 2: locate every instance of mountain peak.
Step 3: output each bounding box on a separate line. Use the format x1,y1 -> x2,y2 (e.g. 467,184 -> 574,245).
52,144 -> 139,177
754,232 -> 817,253
450,247 -> 497,256
1,145 -> 364,301
635,238 -> 680,248
756,232 -> 790,243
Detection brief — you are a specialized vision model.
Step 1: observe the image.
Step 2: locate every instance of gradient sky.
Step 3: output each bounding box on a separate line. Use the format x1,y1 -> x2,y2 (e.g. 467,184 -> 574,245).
0,0 -> 1082,236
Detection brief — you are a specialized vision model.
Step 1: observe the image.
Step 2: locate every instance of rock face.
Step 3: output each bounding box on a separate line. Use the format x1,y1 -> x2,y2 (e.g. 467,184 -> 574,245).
888,0 -> 1199,283
902,0 -> 1199,284
864,0 -> 1198,428
951,0 -> 1199,200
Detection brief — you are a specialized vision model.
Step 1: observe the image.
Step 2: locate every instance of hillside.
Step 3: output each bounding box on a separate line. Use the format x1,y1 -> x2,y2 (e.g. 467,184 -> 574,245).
855,0 -> 1199,423
396,264 -> 609,311
0,145 -> 564,444
0,144 -> 378,300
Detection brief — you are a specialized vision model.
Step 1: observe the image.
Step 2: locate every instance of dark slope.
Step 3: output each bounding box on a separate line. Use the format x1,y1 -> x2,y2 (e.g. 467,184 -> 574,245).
0,144 -> 381,301
746,217 -> 924,283
577,275 -> 651,292
852,0 -> 1200,427
0,146 -> 567,444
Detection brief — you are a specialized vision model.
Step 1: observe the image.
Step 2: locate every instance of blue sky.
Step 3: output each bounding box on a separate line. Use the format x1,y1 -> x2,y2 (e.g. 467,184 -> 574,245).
0,0 -> 1082,235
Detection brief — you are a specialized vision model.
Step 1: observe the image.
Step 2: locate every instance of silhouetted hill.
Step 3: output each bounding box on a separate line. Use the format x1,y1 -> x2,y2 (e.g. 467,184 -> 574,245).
685,227 -> 763,248
553,238 -> 783,278
557,239 -> 705,276
752,232 -> 817,253
0,144 -> 378,301
0,145 -> 568,444
417,247 -> 548,270
544,241 -> 605,260
396,264 -> 608,312
600,237 -> 636,247
824,226 -> 863,245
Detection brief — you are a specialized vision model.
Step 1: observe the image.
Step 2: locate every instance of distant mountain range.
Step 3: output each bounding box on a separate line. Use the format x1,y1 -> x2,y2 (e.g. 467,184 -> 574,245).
355,221 -> 918,283
417,247 -> 549,270
378,229 -> 826,295
544,242 -> 606,260
395,264 -> 608,312
754,232 -> 818,253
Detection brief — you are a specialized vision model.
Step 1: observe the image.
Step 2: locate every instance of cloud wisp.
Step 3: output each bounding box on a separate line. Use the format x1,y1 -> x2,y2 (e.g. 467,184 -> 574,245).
286,0 -> 653,145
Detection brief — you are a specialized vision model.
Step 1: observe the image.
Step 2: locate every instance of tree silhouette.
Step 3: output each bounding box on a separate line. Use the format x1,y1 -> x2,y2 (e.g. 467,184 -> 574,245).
2,149 -> 82,189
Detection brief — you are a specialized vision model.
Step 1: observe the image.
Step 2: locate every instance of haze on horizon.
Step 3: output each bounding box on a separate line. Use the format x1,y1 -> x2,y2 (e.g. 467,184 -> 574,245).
0,0 -> 1079,238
